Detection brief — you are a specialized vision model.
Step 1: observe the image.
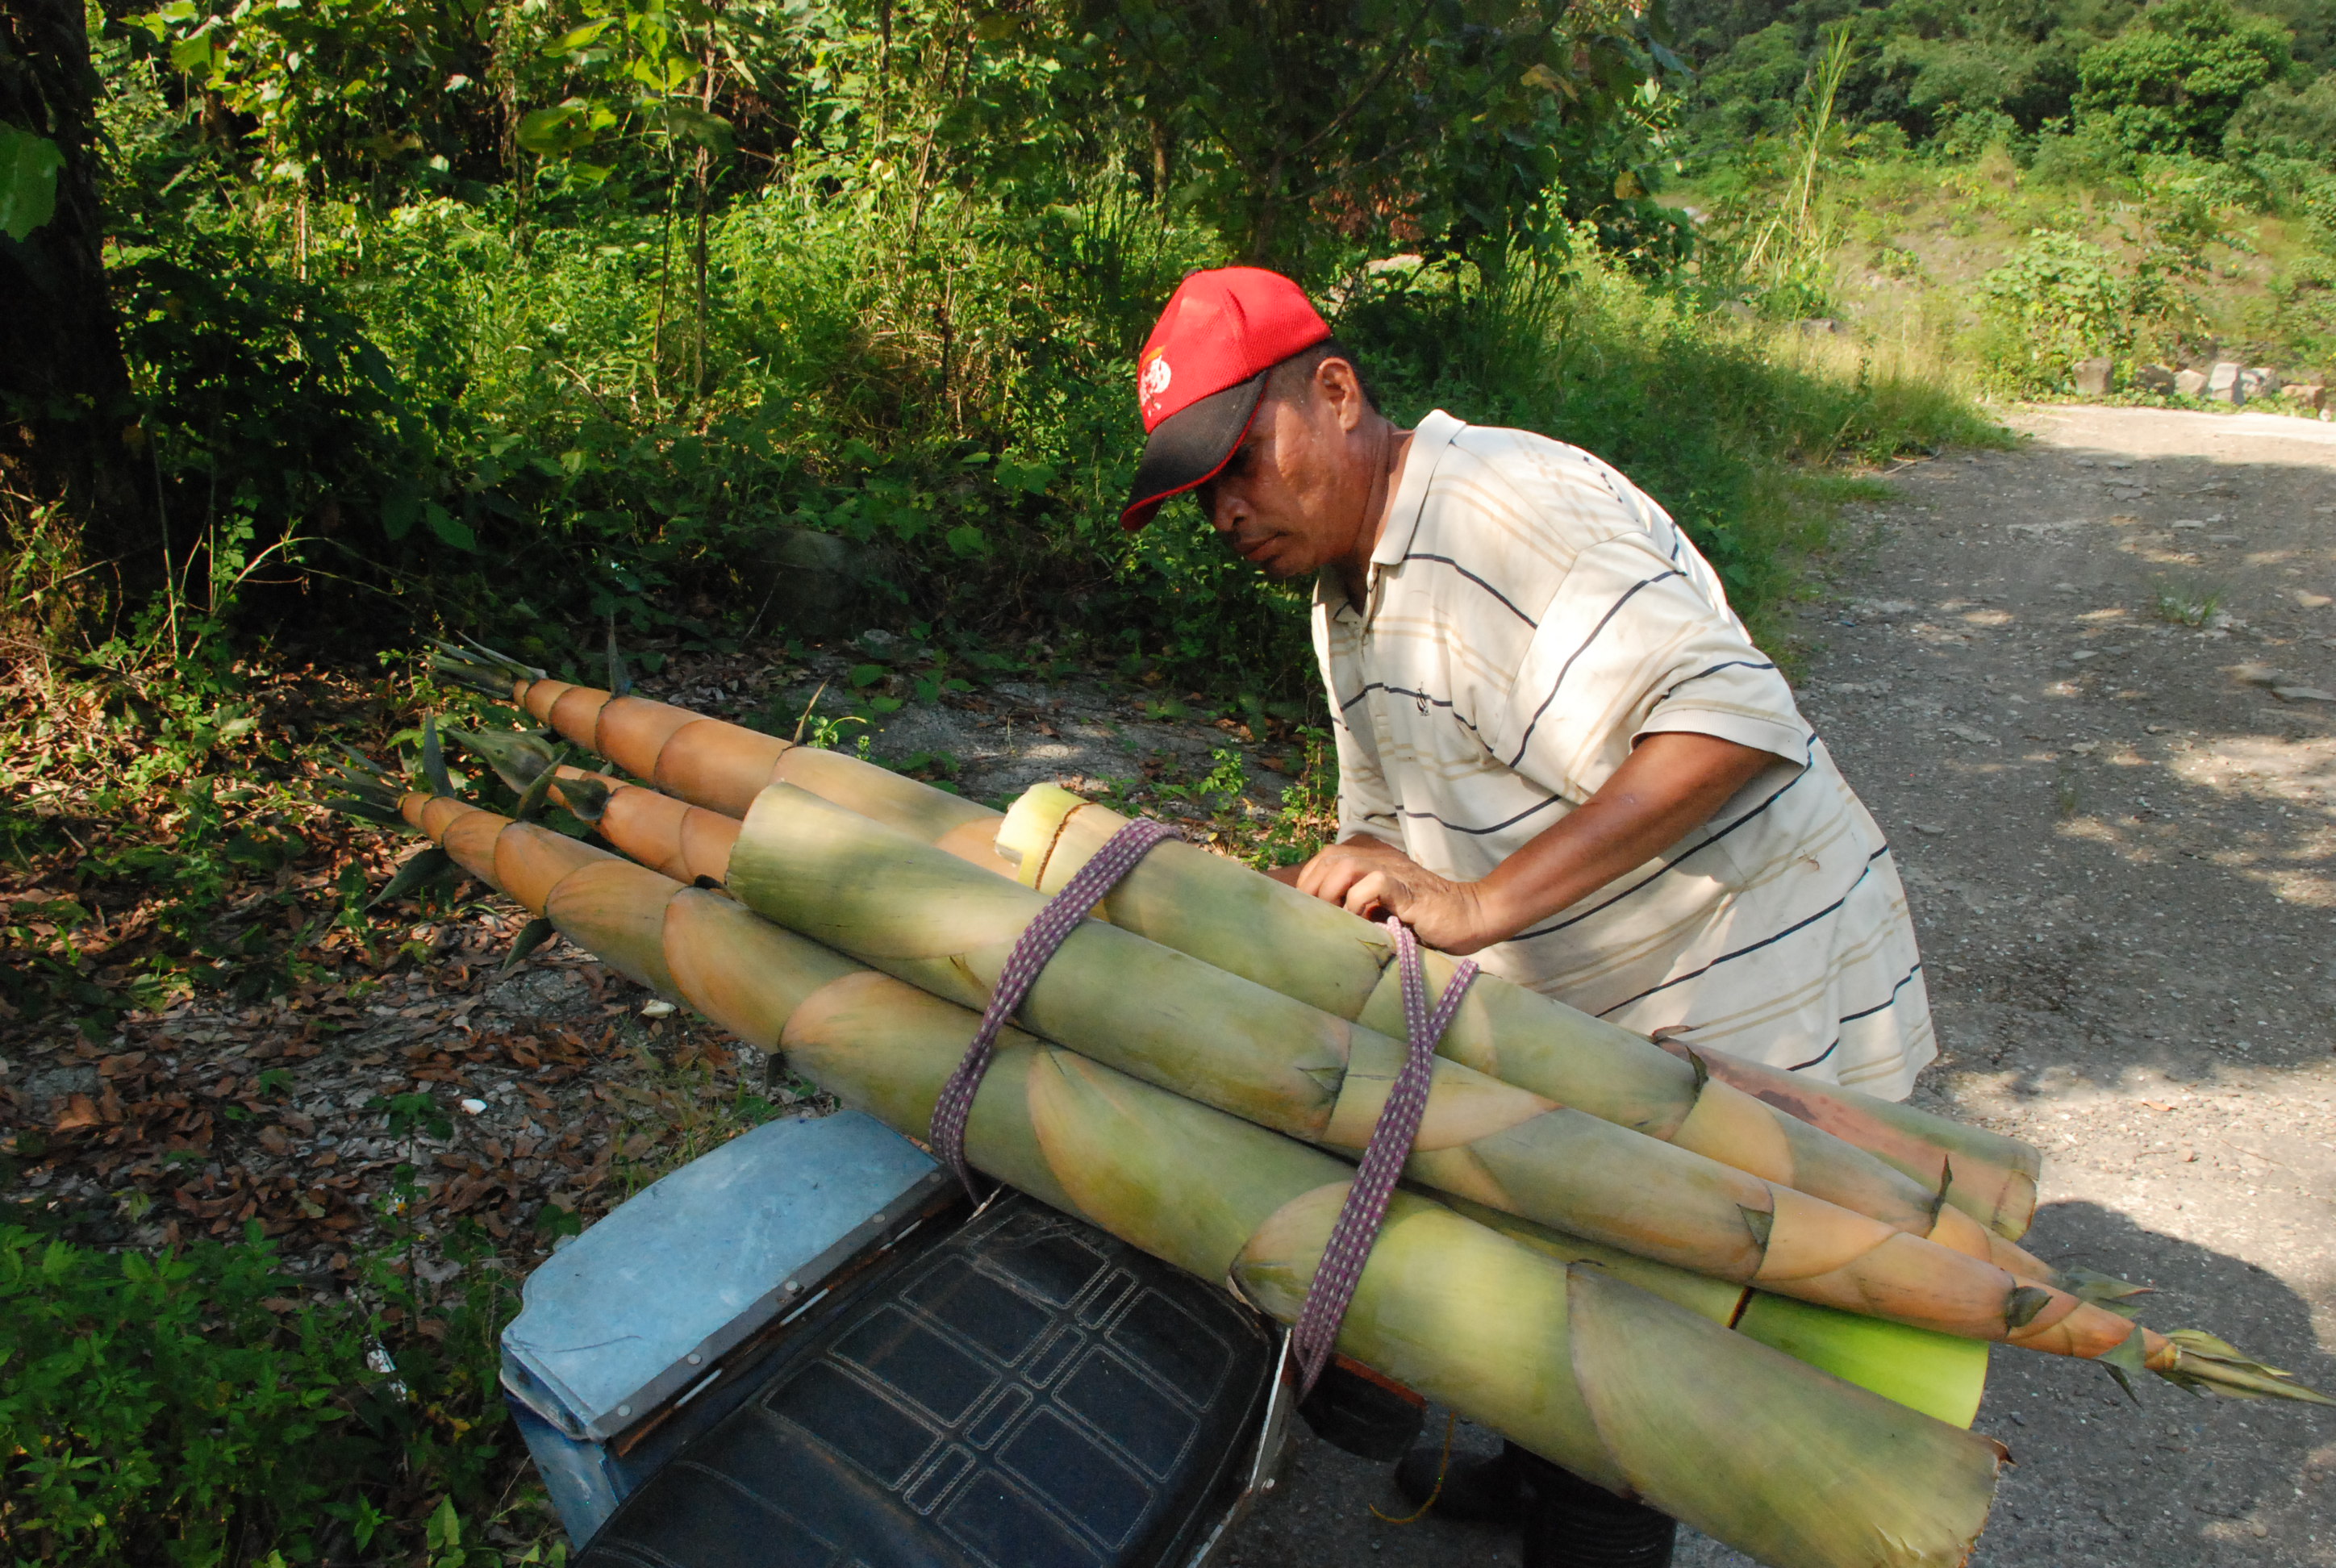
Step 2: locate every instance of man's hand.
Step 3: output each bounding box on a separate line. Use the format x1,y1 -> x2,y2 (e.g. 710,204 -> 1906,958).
1283,836 -> 1505,953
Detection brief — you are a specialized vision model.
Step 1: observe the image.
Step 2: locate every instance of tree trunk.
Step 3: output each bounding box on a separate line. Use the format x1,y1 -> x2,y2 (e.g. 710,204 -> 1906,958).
0,0 -> 149,608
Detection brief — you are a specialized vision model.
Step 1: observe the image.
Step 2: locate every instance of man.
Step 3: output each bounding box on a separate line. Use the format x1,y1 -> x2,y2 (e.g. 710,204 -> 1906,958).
1120,267 -> 1937,1561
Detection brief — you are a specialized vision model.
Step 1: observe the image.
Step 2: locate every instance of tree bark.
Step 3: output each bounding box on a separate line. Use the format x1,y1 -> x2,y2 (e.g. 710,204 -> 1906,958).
0,0 -> 151,602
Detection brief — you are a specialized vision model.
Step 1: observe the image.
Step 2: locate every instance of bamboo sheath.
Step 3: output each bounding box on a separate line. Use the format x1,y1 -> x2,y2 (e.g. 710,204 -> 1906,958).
486,673 -> 2042,1235
1428,1193 -> 1991,1428
409,784 -> 1991,1421
720,783 -> 2157,1362
397,790 -> 2008,1568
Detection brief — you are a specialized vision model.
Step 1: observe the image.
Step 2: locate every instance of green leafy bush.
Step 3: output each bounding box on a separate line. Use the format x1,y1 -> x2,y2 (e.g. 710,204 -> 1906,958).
1977,229 -> 2129,390
1929,107 -> 2027,164
2253,252 -> 2336,361
2027,125 -> 2134,186
2075,0 -> 2294,156
0,1223 -> 521,1566
2225,72 -> 2336,161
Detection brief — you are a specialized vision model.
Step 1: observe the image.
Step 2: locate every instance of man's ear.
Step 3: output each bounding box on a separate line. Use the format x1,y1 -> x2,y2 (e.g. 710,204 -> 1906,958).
1315,357 -> 1367,432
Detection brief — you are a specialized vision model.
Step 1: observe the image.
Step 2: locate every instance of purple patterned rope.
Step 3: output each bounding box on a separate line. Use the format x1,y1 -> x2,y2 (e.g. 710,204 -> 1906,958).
1291,917 -> 1479,1399
928,817 -> 1180,1195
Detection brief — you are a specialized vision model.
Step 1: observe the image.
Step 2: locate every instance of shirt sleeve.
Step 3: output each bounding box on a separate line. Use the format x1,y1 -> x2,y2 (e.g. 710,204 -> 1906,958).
1490,532 -> 1812,803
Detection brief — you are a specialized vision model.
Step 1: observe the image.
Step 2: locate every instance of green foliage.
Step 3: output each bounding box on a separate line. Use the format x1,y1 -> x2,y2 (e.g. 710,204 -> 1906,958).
1978,229 -> 2130,386
1675,0 -> 2333,401
1074,0 -> 1692,268
2254,252 -> 2336,361
1676,0 -> 2321,164
1343,248 -> 2004,632
127,0 -> 502,198
2225,72 -> 2336,162
6,0 -> 2009,709
0,1221 -> 520,1566
1675,0 -> 2141,149
0,122 -> 64,240
2074,0 -> 2294,155
2152,576 -> 2226,624
2026,122 -> 2136,184
1729,27 -> 1858,315
1930,106 -> 2029,162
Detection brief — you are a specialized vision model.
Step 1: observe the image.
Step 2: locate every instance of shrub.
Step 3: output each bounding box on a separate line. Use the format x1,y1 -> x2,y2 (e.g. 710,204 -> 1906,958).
1931,107 -> 2028,164
0,1223 -> 521,1566
2075,0 -> 2294,156
2253,252 -> 2336,365
2223,73 -> 2336,162
1978,229 -> 2128,390
2027,125 -> 2134,186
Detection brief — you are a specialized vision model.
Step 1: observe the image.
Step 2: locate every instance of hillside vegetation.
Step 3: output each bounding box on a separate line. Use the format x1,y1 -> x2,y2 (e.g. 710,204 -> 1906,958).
1665,0 -> 2336,396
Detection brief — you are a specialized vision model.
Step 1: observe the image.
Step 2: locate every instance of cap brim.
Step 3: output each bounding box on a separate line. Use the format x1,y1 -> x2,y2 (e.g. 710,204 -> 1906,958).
1119,373 -> 1267,532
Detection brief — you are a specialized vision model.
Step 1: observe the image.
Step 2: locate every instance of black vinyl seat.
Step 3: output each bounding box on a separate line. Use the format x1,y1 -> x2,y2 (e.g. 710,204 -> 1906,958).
577,1194 -> 1275,1568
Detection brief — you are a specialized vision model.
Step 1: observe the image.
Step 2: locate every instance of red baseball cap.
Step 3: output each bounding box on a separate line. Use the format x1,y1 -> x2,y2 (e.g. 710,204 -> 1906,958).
1119,267 -> 1331,531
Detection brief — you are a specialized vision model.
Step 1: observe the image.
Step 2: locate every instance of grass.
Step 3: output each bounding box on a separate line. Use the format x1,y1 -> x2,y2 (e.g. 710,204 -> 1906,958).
1339,248 -> 2009,654
2154,577 -> 2230,626
1663,144 -> 2336,399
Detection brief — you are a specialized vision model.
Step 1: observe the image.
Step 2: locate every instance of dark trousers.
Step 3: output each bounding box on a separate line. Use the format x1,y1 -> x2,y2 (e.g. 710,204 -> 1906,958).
1512,1443 -> 1677,1568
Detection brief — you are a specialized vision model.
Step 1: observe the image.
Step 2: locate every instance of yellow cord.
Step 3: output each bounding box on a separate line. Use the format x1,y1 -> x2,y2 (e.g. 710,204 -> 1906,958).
1370,1411 -> 1458,1524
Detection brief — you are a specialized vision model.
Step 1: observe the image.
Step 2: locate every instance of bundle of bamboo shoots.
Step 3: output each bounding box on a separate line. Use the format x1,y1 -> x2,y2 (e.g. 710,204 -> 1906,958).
379,686 -> 2323,1403
372,786 -> 2012,1568
432,647 -> 2042,1241
716,784 -> 2288,1385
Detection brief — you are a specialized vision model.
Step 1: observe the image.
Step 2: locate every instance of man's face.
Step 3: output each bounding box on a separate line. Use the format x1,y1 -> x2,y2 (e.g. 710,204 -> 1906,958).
1195,366 -> 1370,580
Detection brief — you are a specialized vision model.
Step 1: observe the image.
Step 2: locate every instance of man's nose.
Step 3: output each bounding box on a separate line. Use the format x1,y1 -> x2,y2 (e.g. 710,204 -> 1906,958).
1207,489 -> 1243,532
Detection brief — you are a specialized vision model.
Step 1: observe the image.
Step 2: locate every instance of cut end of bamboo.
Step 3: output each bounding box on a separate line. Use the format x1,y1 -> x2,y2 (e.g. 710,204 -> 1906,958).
999,782 -> 1086,887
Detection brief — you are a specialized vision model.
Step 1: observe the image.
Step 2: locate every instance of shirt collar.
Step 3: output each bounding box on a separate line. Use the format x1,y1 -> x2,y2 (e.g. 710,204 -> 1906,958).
1370,409 -> 1464,569
1316,410 -> 1465,624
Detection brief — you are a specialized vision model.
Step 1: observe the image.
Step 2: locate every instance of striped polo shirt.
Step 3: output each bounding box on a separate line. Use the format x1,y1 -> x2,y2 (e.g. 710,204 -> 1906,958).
1313,411 -> 1935,1101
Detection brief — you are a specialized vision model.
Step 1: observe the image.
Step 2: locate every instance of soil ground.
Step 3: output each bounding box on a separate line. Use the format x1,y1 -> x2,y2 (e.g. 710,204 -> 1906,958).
1214,404 -> 2336,1568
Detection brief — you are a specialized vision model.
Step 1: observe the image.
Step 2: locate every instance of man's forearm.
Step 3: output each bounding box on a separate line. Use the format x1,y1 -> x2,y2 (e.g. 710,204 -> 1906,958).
1291,731 -> 1779,953
1474,732 -> 1775,938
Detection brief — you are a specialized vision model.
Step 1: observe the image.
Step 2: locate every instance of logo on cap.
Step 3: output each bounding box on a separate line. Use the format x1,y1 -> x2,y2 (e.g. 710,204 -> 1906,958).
1139,348 -> 1173,411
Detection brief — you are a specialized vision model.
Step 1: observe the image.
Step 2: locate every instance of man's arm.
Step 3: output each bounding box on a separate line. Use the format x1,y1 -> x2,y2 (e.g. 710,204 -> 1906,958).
1290,732 -> 1776,953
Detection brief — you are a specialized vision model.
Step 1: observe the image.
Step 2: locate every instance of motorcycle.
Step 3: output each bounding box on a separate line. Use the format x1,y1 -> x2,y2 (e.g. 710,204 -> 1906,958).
503,1107 -> 1419,1568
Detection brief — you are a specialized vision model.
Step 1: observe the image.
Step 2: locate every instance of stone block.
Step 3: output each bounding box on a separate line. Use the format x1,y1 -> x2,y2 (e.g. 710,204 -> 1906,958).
2071,357 -> 2114,396
2281,382 -> 2326,412
2206,361 -> 2243,403
756,524 -> 877,636
2134,364 -> 2176,393
2175,368 -> 2209,398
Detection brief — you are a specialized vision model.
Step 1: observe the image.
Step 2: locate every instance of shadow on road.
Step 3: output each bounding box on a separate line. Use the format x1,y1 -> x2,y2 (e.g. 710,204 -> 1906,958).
1967,1197 -> 2336,1566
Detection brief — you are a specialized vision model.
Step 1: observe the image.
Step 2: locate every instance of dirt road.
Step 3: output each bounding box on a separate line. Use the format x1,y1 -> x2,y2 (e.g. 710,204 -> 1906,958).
1215,406 -> 2336,1568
